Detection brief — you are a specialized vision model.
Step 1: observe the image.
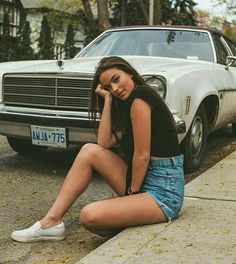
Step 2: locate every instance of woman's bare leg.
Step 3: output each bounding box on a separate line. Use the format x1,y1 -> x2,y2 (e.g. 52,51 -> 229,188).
80,193 -> 167,236
41,143 -> 127,228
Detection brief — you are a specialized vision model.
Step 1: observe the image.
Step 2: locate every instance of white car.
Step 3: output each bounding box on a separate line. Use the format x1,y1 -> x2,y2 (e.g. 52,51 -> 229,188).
0,26 -> 236,172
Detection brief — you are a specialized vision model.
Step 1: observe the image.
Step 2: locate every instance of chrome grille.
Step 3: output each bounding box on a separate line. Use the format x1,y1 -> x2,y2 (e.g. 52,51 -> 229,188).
3,74 -> 93,111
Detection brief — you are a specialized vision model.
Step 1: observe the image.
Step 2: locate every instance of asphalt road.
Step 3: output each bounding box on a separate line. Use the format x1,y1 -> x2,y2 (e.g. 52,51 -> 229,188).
0,126 -> 236,264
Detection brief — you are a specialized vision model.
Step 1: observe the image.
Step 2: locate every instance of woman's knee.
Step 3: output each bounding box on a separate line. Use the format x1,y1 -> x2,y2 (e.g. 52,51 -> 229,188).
79,203 -> 100,229
79,143 -> 102,158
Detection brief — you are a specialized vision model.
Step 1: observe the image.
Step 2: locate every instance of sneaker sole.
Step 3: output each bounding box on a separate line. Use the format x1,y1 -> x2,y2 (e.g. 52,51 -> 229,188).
11,234 -> 65,242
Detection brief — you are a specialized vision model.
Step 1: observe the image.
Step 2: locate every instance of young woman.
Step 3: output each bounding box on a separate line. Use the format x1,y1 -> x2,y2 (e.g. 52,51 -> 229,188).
11,56 -> 184,242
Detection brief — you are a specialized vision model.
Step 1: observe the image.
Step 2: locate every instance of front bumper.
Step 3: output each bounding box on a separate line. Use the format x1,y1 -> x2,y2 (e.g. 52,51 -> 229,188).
0,106 -> 186,145
0,107 -> 97,144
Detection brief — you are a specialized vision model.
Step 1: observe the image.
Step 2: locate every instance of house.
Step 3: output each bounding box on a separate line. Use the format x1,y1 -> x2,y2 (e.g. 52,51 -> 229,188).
21,0 -> 85,59
0,0 -> 22,37
0,0 -> 85,59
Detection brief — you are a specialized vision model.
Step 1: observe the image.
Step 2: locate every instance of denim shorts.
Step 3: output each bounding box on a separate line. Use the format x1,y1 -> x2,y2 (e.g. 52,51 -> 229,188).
141,154 -> 185,222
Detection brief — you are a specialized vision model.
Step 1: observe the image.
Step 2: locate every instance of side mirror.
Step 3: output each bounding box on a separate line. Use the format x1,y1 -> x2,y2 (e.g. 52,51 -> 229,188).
225,55 -> 236,70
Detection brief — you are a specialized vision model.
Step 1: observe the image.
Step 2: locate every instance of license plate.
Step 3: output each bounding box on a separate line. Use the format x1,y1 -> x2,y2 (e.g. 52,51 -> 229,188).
30,125 -> 67,148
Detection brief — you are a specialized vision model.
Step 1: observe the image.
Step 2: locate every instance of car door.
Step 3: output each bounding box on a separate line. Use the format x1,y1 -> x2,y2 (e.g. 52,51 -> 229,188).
211,33 -> 236,126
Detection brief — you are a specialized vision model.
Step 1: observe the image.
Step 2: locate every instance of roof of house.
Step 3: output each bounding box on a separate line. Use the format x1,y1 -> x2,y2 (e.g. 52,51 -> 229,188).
20,0 -> 80,14
21,0 -> 39,9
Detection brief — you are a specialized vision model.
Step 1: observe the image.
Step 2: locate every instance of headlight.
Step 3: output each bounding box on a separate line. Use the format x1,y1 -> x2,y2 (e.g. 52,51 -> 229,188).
143,75 -> 166,99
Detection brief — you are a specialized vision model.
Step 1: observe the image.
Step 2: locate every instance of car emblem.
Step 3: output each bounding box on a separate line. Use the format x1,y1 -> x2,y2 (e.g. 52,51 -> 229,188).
56,59 -> 64,70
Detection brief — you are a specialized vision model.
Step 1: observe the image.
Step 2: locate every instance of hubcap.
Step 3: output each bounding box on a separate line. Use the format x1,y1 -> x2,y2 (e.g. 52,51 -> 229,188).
190,116 -> 203,158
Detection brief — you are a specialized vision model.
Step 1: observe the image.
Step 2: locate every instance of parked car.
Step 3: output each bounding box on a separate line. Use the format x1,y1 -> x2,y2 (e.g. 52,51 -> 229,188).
0,25 -> 236,172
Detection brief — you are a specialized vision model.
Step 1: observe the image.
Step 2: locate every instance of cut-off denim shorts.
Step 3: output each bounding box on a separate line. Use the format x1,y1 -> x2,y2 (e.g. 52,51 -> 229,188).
141,154 -> 185,222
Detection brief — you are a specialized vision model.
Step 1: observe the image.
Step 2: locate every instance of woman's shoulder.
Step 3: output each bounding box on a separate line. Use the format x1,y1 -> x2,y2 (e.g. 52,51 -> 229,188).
132,85 -> 162,107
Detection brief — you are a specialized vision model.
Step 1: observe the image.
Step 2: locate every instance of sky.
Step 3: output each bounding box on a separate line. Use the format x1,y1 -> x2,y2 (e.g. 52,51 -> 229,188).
194,0 -> 227,17
194,0 -> 214,10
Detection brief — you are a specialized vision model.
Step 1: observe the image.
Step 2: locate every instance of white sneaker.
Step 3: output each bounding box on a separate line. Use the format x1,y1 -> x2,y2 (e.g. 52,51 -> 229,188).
11,221 -> 65,242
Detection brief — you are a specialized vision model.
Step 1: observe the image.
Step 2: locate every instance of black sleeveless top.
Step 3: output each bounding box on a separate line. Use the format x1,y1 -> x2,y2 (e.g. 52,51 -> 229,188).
119,85 -> 180,161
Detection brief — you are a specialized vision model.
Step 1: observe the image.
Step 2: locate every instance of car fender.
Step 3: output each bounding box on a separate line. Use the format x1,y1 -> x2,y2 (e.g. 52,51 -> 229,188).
164,64 -> 220,138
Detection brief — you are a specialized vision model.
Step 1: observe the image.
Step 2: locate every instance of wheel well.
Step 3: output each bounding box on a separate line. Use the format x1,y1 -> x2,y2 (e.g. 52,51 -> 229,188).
202,95 -> 219,130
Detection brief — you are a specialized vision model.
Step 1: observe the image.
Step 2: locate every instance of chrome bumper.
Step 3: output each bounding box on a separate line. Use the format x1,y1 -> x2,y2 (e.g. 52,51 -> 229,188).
0,106 -> 186,145
0,106 -> 97,143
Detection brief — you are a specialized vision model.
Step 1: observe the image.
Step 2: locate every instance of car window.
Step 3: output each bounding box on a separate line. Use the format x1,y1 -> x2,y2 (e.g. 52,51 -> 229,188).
212,34 -> 229,65
223,37 -> 236,67
224,37 -> 236,55
79,29 -> 214,62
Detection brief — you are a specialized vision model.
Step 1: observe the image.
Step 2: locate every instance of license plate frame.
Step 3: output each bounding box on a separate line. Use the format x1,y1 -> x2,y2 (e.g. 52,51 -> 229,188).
30,125 -> 67,148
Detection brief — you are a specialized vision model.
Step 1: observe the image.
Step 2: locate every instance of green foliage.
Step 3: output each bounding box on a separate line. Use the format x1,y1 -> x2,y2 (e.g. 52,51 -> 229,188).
0,12 -> 14,62
223,20 -> 236,43
16,8 -> 34,60
76,7 -> 97,46
110,0 -> 197,27
39,0 -> 82,14
171,0 -> 197,25
64,24 -> 76,58
37,15 -> 54,59
110,0 -> 147,26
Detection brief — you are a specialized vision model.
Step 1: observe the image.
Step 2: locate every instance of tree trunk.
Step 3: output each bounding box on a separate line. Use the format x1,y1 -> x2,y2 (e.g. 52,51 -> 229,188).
154,0 -> 162,24
97,0 -> 111,33
82,0 -> 98,37
137,0 -> 149,23
121,0 -> 127,26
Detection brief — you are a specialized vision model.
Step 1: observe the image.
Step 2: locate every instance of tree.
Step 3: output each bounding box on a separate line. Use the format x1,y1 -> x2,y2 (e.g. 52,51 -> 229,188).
81,0 -> 111,35
120,0 -> 128,25
111,0 -> 148,26
37,15 -> 54,59
171,0 -> 197,25
222,20 -> 236,42
97,0 -> 111,32
0,12 -> 12,62
81,0 -> 98,37
16,8 -> 34,60
111,0 -> 197,26
64,24 -> 76,58
196,9 -> 211,28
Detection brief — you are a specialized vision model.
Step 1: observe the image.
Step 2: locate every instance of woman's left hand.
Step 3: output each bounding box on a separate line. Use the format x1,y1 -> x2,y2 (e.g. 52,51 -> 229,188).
95,84 -> 112,99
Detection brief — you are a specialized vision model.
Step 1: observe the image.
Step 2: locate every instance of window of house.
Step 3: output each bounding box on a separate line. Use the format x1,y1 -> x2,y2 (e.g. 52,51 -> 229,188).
8,7 -> 15,24
0,6 -> 4,22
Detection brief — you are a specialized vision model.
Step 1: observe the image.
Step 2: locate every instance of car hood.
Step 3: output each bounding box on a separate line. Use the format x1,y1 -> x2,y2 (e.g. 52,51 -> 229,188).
0,60 -> 53,72
1,56 -> 210,75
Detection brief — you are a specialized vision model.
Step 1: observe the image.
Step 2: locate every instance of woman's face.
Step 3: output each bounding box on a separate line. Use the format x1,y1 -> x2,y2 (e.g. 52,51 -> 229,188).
99,68 -> 135,100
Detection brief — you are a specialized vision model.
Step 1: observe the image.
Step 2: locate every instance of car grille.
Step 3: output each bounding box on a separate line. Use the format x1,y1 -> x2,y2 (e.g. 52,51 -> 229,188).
3,74 -> 93,111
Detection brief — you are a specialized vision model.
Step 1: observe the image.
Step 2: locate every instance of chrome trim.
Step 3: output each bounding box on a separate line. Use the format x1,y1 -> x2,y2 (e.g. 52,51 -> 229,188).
3,73 -> 93,111
0,106 -> 90,120
0,120 -> 97,143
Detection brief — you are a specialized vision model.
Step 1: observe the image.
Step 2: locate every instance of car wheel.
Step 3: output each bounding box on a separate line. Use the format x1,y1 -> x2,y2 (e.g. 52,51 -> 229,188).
232,123 -> 236,136
181,104 -> 208,173
7,137 -> 48,156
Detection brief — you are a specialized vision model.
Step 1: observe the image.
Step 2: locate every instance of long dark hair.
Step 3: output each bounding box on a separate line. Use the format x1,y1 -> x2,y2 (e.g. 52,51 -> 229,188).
89,56 -> 147,129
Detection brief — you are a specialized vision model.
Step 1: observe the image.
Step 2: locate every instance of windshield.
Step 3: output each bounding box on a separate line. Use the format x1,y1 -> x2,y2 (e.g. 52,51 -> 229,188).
78,29 -> 214,62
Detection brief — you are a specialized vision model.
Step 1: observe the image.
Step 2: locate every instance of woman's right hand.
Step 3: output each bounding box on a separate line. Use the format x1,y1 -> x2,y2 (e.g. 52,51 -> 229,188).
95,84 -> 112,99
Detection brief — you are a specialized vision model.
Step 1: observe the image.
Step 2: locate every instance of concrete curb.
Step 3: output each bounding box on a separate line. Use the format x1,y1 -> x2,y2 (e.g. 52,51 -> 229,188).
76,151 -> 236,264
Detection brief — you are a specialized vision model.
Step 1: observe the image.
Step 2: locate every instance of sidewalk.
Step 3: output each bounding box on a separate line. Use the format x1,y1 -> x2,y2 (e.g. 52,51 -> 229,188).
76,151 -> 236,264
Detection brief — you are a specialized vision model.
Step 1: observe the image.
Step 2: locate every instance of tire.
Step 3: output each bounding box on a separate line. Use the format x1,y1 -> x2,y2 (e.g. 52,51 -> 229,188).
181,104 -> 208,173
7,137 -> 48,156
232,123 -> 236,136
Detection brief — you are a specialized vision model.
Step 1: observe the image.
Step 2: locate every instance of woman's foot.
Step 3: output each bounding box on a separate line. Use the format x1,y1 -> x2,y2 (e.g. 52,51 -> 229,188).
11,221 -> 65,242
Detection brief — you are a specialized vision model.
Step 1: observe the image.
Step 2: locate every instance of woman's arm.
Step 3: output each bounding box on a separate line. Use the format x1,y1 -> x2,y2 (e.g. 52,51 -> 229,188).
96,85 -> 120,148
130,98 -> 151,193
